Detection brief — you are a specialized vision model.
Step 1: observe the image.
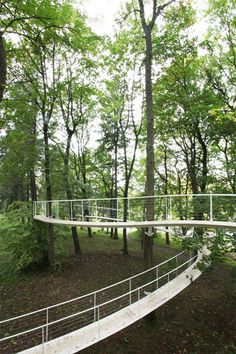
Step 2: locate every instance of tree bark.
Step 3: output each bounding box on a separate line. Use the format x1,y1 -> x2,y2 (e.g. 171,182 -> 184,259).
143,28 -> 155,269
163,145 -> 170,245
113,130 -> 119,240
138,0 -> 176,322
43,122 -> 54,268
122,194 -> 129,255
64,134 -> 81,255
0,32 -> 7,103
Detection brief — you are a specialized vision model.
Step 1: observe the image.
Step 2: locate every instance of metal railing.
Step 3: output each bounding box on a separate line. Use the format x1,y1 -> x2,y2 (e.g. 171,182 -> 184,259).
33,194 -> 236,224
0,250 -> 198,353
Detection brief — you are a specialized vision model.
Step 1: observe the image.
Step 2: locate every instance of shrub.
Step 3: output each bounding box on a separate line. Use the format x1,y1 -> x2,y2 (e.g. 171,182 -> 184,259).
0,202 -> 48,271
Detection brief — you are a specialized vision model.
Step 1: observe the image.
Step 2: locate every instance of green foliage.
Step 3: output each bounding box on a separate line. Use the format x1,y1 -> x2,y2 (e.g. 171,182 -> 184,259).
0,202 -> 48,271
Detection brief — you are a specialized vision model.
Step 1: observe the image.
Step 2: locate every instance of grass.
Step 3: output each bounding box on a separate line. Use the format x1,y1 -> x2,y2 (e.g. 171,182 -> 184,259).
0,221 -> 235,287
128,229 -> 182,249
0,225 -> 169,286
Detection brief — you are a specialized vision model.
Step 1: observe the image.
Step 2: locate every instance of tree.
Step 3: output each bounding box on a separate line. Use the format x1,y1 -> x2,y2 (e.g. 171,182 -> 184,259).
137,0 -> 175,268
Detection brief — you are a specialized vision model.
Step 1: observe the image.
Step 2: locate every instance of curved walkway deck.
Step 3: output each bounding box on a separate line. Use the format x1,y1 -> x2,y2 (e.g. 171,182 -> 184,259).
0,248 -> 208,354
34,215 -> 236,230
19,248 -> 208,354
2,194 -> 235,353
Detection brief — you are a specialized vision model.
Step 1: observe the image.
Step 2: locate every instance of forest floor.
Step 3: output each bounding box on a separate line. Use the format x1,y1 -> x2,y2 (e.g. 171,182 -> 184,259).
0,229 -> 236,354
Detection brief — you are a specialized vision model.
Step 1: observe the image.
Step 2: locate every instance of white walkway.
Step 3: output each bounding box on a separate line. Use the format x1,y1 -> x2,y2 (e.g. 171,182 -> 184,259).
18,248 -> 208,354
34,215 -> 236,230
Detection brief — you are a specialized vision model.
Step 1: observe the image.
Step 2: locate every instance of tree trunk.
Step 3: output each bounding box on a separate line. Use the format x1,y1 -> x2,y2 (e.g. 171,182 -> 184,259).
122,196 -> 129,255
164,146 -> 170,245
43,123 -> 54,268
64,140 -> 82,255
113,140 -> 118,240
144,30 -> 155,268
30,169 -> 37,202
0,32 -> 6,103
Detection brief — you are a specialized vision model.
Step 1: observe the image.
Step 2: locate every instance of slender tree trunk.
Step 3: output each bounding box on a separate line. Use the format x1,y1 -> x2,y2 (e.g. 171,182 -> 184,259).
0,32 -> 6,103
64,137 -> 81,255
122,194 -> 129,255
30,169 -> 37,202
113,140 -> 118,239
163,146 -> 170,245
138,0 -> 176,323
80,153 -> 92,238
43,122 -> 54,268
143,30 -> 155,268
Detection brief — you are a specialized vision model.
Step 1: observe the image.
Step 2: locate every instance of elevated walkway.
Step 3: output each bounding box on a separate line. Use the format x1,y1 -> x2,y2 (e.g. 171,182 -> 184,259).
1,194 -> 235,353
19,248 -> 208,354
0,248 -> 209,354
34,215 -> 236,230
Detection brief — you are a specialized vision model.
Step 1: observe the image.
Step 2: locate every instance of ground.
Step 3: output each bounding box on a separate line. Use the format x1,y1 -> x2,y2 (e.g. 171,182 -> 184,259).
0,229 -> 236,354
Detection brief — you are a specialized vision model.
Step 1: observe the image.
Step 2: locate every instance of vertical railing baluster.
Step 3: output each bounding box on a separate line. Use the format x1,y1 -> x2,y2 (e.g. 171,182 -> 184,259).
210,193 -> 213,221
95,201 -> 98,219
128,198 -> 130,221
129,279 -> 132,305
97,305 -> 100,340
42,326 -> 45,346
70,201 -> 73,220
165,196 -> 168,220
81,200 -> 84,221
46,308 -> 49,342
94,293 -> 96,322
156,266 -> 159,290
138,288 -> 140,318
176,254 -> 178,277
56,201 -> 59,219
189,250 -> 192,267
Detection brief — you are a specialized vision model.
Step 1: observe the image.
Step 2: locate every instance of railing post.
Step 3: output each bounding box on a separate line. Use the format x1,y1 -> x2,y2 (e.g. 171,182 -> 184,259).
156,266 -> 159,290
97,305 -> 100,340
81,200 -> 84,221
175,254 -> 178,277
95,201 -> 98,219
138,288 -> 140,318
210,193 -> 213,221
46,308 -> 49,342
168,273 -> 170,298
129,279 -> 132,305
56,201 -> 59,219
165,196 -> 168,220
127,198 -> 130,221
94,293 -> 96,322
189,250 -> 192,267
42,326 -> 45,346
117,198 -> 119,221
70,201 -> 73,220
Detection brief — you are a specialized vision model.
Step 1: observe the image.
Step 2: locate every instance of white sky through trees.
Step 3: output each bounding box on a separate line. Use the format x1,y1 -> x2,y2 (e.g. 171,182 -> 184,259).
81,0 -> 209,37
78,0 -> 209,151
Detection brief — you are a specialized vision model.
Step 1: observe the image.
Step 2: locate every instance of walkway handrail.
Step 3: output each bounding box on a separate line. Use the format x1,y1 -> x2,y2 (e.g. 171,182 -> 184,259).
34,193 -> 236,203
33,193 -> 236,225
0,251 -> 197,345
0,250 -> 185,326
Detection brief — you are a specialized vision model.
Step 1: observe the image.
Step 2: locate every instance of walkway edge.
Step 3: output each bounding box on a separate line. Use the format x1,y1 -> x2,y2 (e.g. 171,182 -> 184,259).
18,249 -> 208,354
34,216 -> 236,230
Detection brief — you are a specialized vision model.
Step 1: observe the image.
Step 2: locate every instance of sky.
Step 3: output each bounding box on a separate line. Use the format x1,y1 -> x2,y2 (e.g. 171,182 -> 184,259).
80,0 -> 209,37
81,0 -> 126,36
